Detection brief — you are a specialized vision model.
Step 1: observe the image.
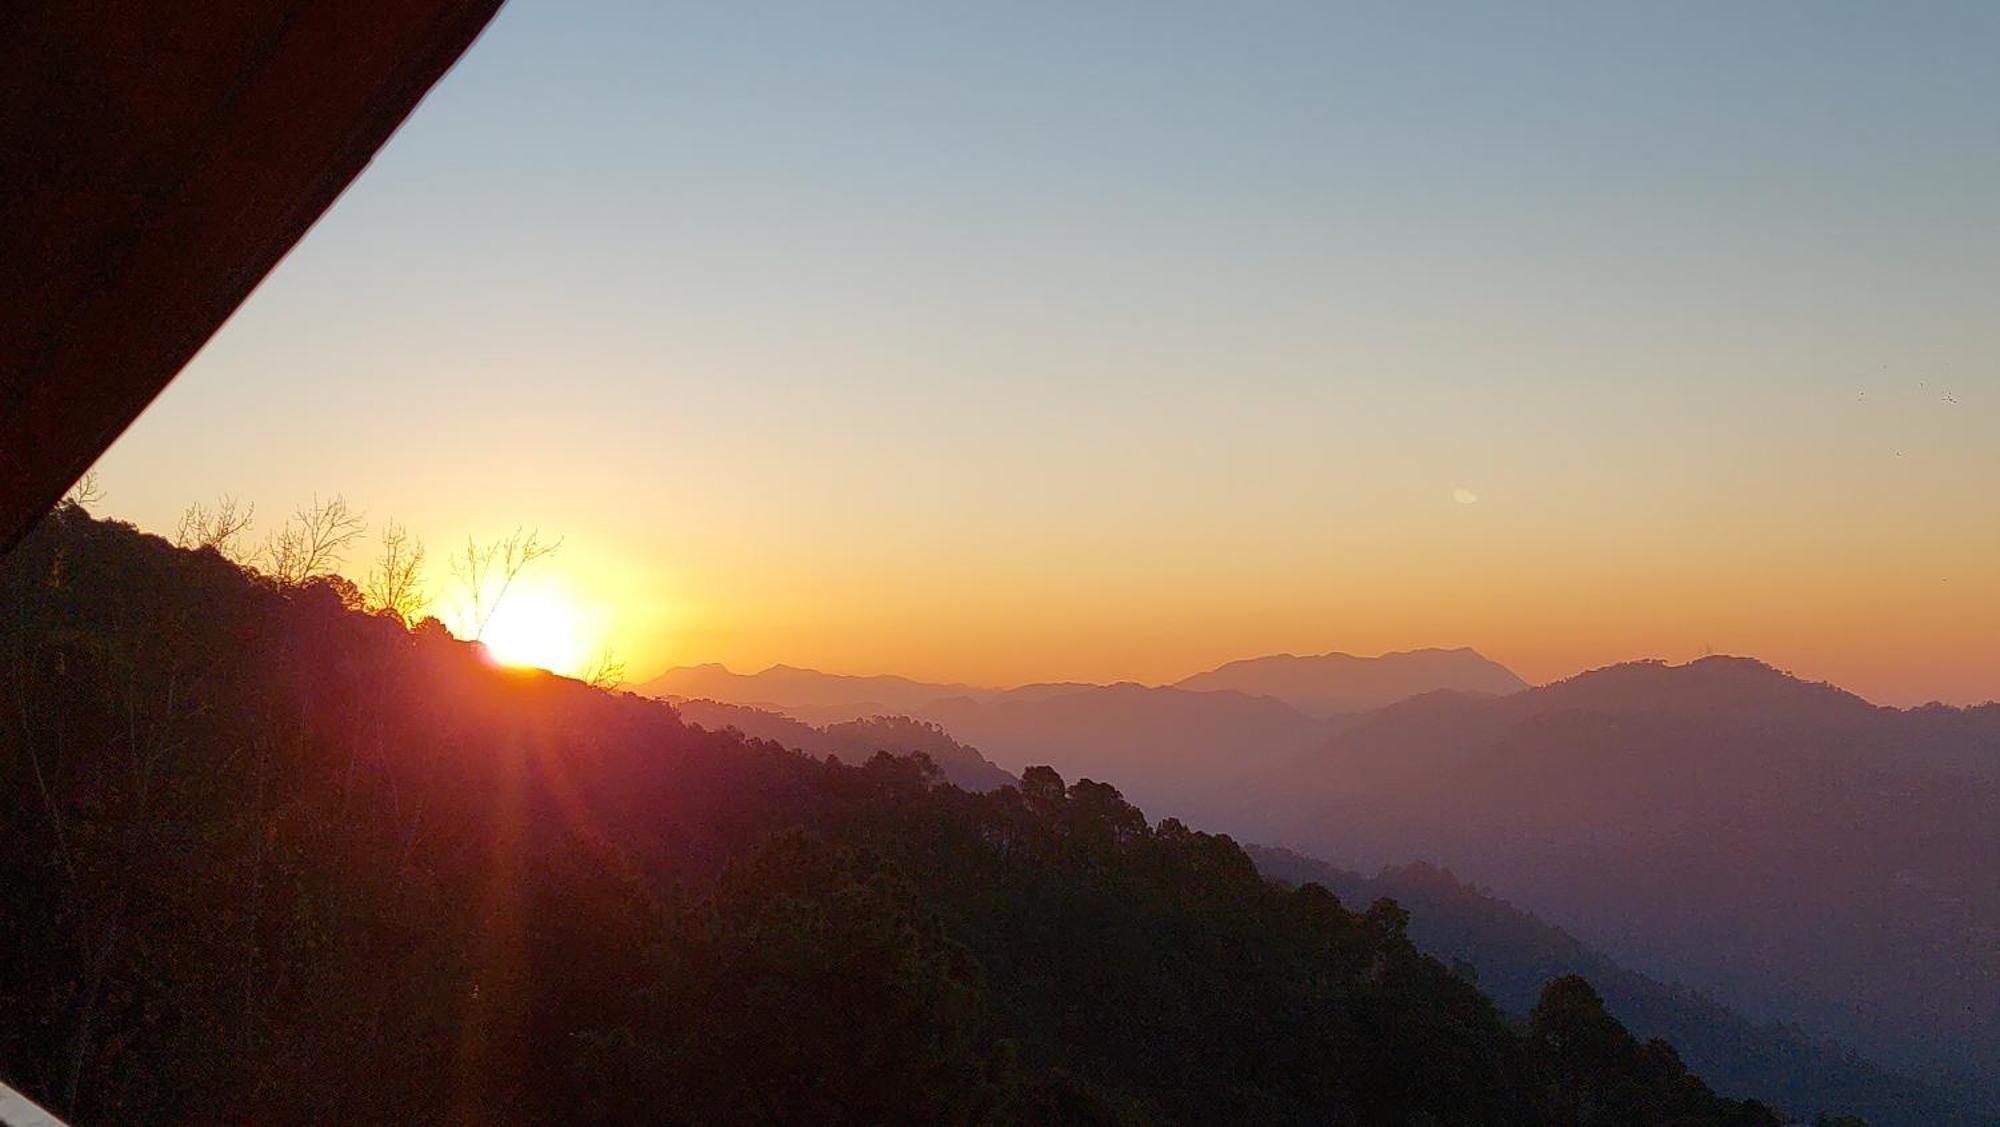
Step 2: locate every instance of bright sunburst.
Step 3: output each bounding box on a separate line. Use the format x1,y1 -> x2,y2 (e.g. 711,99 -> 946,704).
478,586 -> 589,675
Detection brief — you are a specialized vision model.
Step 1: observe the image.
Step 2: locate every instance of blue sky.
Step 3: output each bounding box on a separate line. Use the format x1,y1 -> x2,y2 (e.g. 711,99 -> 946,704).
97,1 -> 2000,700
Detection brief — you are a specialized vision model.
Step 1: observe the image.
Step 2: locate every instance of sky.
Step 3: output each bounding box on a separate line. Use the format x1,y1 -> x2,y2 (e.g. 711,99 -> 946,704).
91,1 -> 1999,704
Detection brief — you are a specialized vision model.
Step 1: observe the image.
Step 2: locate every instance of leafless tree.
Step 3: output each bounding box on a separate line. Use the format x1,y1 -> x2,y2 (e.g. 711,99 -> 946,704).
579,645 -> 626,691
174,496 -> 256,560
61,470 -> 103,510
364,521 -> 428,623
451,527 -> 561,640
261,495 -> 365,587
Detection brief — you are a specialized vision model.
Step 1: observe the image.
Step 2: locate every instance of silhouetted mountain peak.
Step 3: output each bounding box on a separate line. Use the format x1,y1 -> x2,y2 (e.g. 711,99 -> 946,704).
1175,647 -> 1527,716
1524,656 -> 1882,725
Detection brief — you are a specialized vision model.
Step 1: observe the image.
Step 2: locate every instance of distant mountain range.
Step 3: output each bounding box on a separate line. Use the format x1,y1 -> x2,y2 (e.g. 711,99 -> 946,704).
664,698 -> 1016,792
915,683 -> 1332,824
643,662 -> 986,717
643,649 -> 2000,1121
641,648 -> 1526,822
1250,657 -> 2000,1118
1248,846 -> 1991,1127
666,661 -> 1995,1122
662,658 -> 1992,1122
1174,647 -> 1527,716
642,646 -> 1527,721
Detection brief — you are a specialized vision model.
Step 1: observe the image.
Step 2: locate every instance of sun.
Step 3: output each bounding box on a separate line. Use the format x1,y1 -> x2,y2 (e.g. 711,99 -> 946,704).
478,586 -> 590,675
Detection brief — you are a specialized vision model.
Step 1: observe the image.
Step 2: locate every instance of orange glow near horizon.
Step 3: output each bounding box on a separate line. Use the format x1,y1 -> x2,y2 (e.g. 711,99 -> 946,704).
65,489 -> 2000,707
452,581 -> 599,677
78,1 -> 2000,710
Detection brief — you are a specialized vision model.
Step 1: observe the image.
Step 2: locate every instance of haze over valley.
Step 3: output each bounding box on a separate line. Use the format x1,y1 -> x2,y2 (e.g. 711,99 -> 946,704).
644,648 -> 2000,1123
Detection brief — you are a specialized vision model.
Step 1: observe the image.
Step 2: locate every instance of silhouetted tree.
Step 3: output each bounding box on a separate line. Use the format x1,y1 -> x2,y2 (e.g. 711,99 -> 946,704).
451,527 -> 559,639
364,520 -> 428,623
261,494 -> 364,586
61,470 -> 102,511
578,645 -> 626,691
173,495 -> 255,560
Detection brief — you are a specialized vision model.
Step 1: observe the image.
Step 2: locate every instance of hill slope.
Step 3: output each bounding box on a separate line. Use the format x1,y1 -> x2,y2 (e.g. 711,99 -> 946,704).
1249,847 -> 1991,1127
0,508 -> 1780,1126
1255,658 -> 2000,1115
666,697 -> 1016,791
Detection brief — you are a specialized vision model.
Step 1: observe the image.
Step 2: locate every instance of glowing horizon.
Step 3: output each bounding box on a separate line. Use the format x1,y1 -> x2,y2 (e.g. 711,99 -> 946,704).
452,580 -> 599,676
57,492 -> 2000,706
86,2 -> 2000,708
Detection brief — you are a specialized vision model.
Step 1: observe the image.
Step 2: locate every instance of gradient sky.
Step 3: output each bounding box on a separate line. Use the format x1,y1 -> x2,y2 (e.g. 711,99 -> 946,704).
92,1 -> 1999,704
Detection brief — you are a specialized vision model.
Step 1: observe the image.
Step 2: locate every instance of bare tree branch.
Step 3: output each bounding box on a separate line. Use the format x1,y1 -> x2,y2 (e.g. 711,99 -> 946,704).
579,646 -> 626,691
174,497 -> 256,561
450,527 -> 561,640
61,470 -> 103,511
365,521 -> 428,623
262,495 -> 365,587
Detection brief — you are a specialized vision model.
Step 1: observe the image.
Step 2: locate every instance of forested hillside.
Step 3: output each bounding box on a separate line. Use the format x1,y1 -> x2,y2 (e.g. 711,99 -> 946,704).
2,508 -> 1780,1124
665,697 -> 1016,791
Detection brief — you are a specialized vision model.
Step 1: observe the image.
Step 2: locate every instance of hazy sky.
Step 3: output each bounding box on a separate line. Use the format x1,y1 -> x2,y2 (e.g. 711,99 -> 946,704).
94,1 -> 1999,703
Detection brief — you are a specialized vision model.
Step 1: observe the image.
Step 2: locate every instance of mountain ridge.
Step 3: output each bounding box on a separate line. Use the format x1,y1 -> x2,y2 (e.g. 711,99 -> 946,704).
639,645 -> 1531,724
651,653 -> 2000,1119
663,696 -> 1016,792
1174,646 -> 1530,715
1247,846 -> 1993,1127
1255,656 -> 2000,1115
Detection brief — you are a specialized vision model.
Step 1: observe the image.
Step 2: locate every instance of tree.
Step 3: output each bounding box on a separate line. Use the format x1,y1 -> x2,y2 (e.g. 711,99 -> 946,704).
60,470 -> 103,511
364,521 -> 428,623
579,645 -> 626,691
450,527 -> 559,640
174,496 -> 255,560
261,495 -> 364,586
0,509 -> 1803,1127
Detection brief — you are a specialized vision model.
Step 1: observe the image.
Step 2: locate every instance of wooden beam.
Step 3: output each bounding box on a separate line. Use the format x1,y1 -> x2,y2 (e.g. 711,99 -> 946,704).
0,0 -> 506,552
